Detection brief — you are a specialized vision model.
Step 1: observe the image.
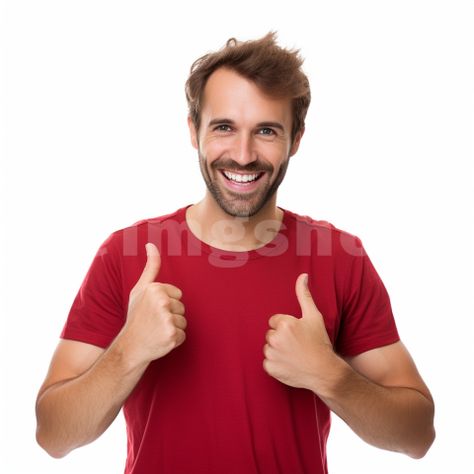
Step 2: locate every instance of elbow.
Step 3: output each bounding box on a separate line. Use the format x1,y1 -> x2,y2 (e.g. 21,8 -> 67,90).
406,394 -> 436,459
407,425 -> 436,459
36,425 -> 70,459
35,394 -> 73,459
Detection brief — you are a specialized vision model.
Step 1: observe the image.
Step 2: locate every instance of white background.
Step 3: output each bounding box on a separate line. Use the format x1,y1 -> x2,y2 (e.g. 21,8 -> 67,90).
1,0 -> 473,473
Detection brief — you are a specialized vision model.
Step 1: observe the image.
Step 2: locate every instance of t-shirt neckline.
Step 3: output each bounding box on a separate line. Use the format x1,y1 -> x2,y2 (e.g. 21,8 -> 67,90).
180,204 -> 291,261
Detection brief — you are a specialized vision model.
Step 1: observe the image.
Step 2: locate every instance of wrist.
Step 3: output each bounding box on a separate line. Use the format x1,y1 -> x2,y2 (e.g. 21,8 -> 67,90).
109,332 -> 150,376
308,352 -> 354,401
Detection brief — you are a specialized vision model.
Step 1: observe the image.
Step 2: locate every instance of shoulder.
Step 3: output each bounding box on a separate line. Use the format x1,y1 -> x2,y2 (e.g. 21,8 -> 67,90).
97,205 -> 189,256
282,208 -> 366,258
127,206 -> 188,229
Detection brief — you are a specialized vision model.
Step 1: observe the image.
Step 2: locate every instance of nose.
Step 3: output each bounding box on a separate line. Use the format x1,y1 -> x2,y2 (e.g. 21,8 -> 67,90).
231,133 -> 257,166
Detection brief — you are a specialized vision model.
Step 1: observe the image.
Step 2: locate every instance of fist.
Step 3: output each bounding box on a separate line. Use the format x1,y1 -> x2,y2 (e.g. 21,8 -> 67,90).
121,243 -> 187,365
263,273 -> 335,392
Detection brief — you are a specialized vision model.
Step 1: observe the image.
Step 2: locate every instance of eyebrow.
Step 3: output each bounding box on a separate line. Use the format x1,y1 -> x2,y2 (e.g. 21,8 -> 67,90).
208,118 -> 286,132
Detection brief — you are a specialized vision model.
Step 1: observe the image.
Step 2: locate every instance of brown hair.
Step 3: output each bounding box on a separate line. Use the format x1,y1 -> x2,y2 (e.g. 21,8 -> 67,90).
185,32 -> 311,142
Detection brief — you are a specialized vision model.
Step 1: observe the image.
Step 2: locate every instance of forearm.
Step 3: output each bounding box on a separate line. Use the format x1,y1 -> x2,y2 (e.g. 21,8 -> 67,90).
36,336 -> 148,458
315,358 -> 435,458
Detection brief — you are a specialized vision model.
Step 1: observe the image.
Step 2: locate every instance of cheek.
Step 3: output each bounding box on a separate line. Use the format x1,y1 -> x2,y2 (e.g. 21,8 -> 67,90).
266,148 -> 290,170
200,138 -> 229,161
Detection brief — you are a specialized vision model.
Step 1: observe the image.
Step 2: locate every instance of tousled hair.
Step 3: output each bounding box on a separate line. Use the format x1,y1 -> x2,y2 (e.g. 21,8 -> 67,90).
185,32 -> 311,142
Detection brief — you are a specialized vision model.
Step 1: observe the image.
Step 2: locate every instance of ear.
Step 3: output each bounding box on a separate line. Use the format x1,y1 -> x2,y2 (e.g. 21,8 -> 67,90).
187,116 -> 199,150
289,128 -> 304,157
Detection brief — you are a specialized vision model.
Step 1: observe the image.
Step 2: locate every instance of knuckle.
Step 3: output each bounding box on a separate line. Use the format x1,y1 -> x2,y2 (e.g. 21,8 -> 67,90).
176,317 -> 184,329
156,295 -> 171,310
164,327 -> 175,345
281,317 -> 295,329
267,333 -> 277,347
171,329 -> 185,348
278,319 -> 289,330
169,284 -> 182,297
162,312 -> 174,324
270,314 -> 289,329
165,325 -> 178,340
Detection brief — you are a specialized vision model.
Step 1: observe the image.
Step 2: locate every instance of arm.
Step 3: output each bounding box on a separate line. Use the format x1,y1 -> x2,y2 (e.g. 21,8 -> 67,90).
263,273 -> 435,459
319,342 -> 435,458
36,243 -> 187,458
35,338 -> 147,458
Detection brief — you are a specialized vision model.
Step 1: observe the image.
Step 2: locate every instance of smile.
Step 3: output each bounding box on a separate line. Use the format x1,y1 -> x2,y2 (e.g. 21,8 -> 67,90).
222,170 -> 264,184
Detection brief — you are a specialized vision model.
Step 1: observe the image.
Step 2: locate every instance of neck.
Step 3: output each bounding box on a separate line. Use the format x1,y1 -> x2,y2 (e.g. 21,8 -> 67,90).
186,194 -> 284,252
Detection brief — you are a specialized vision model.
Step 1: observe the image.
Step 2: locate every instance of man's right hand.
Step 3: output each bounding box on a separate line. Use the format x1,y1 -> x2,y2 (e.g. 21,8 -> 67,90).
36,242 -> 186,458
119,242 -> 187,366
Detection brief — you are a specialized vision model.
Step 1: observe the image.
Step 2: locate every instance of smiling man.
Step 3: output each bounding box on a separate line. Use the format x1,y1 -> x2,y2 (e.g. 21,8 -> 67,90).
36,33 -> 435,473
190,66 -> 296,220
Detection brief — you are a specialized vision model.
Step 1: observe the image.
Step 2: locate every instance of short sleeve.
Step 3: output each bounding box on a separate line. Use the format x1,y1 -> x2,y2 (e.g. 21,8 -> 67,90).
336,238 -> 400,357
60,232 -> 125,348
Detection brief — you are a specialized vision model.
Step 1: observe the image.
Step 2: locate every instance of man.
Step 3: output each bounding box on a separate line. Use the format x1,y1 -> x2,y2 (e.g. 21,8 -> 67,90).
36,33 -> 435,473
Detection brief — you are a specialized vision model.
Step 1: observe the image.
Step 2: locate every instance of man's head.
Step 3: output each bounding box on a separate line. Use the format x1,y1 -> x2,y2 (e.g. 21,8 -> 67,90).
185,33 -> 311,218
186,32 -> 310,144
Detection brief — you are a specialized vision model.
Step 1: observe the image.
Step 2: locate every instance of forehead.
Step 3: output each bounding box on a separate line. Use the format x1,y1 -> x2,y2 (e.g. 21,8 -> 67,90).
201,68 -> 292,126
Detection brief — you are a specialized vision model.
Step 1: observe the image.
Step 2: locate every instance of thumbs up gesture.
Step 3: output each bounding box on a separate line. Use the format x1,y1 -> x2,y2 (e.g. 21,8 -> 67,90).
119,243 -> 187,366
263,273 -> 337,393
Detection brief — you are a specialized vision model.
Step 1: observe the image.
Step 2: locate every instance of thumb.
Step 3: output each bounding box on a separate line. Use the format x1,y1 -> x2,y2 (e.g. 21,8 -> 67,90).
295,273 -> 319,319
136,243 -> 161,287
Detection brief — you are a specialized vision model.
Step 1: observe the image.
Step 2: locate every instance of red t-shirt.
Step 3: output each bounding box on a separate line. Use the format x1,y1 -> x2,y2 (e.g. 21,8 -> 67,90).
61,205 -> 399,474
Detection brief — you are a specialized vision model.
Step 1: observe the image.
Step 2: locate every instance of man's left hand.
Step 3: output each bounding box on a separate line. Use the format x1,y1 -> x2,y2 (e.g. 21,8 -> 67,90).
263,273 -> 339,393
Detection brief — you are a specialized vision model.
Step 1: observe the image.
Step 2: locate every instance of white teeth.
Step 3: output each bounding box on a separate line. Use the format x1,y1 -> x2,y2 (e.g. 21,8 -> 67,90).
223,171 -> 260,183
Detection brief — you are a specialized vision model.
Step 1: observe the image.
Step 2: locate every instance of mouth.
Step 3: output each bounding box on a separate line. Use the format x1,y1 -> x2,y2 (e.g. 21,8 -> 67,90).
220,170 -> 266,192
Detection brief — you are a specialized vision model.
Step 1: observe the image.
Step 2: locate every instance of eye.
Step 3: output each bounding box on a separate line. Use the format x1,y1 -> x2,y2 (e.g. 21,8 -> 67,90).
258,127 -> 276,136
214,124 -> 233,132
